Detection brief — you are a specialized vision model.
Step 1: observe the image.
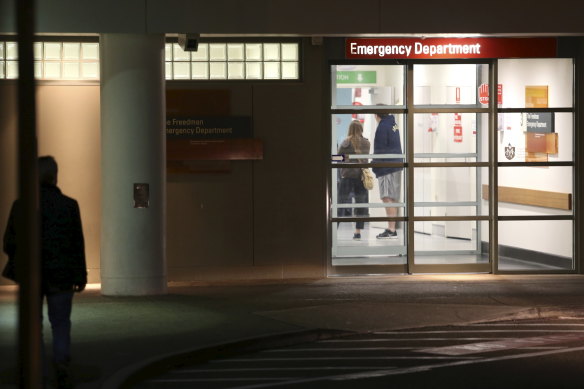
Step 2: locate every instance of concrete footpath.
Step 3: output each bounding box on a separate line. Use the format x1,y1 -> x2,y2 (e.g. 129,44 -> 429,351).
2,274 -> 584,388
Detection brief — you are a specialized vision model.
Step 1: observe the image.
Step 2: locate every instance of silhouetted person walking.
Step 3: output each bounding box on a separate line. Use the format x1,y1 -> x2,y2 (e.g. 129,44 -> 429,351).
3,156 -> 87,388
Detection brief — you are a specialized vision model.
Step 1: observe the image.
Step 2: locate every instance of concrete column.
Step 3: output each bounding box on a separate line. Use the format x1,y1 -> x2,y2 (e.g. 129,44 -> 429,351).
100,34 -> 167,295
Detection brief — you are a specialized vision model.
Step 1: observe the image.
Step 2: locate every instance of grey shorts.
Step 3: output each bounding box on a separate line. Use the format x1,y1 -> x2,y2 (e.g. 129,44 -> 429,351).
378,171 -> 402,201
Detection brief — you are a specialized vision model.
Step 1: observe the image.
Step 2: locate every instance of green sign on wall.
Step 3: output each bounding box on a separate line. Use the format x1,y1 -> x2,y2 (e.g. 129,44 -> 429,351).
336,71 -> 377,84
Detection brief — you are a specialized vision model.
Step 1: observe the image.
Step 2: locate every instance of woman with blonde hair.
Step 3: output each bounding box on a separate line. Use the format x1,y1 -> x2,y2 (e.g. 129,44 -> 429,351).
337,120 -> 371,240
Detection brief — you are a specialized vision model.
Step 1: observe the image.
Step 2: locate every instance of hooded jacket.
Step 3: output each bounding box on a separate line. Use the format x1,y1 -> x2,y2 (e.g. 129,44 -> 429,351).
372,115 -> 403,178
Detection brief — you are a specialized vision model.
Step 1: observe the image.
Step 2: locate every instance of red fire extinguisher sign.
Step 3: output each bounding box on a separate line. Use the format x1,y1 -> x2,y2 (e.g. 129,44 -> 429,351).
454,113 -> 463,143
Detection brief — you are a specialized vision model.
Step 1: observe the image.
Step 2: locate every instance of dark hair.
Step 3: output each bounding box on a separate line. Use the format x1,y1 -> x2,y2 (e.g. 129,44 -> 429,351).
38,156 -> 58,185
375,104 -> 389,119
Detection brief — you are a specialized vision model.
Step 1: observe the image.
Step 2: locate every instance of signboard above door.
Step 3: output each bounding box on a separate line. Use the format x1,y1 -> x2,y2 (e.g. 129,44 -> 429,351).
345,38 -> 557,60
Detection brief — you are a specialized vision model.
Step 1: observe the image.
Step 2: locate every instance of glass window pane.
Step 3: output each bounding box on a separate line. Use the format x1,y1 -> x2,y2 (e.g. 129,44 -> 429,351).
0,62 -> 5,78
281,43 -> 298,61
44,43 -> 61,60
63,43 -> 80,60
6,61 -> 18,78
498,220 -> 573,271
44,62 -> 61,78
173,62 -> 190,79
497,166 -> 573,217
332,65 -> 405,108
282,62 -> 298,79
228,62 -> 244,79
63,62 -> 80,78
6,42 -> 18,60
227,44 -> 244,61
414,64 -> 486,105
414,220 -> 488,265
332,113 -> 405,159
82,43 -> 99,60
0,42 -> 4,59
165,43 -> 172,61
191,43 -> 208,61
414,113 -> 487,162
332,222 -> 407,266
413,167 -> 488,217
246,62 -> 262,79
191,62 -> 208,79
209,62 -> 226,79
81,62 -> 99,79
172,43 -> 190,61
498,113 -> 572,163
34,61 -> 42,78
263,62 -> 280,79
165,61 -> 172,79
246,43 -> 262,61
33,43 -> 42,60
333,222 -> 409,264
263,43 -> 280,61
499,58 -> 573,109
209,44 -> 226,61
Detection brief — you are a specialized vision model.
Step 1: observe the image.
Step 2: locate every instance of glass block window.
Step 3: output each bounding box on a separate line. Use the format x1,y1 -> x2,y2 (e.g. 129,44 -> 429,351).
0,41 -> 100,80
165,42 -> 300,80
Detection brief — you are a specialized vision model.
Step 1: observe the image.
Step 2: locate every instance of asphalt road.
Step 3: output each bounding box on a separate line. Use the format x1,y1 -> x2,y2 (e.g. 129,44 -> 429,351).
131,317 -> 584,389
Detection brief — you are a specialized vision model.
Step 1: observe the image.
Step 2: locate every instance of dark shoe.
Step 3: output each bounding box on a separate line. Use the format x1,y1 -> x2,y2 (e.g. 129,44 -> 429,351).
353,233 -> 361,240
54,362 -> 73,389
376,229 -> 398,239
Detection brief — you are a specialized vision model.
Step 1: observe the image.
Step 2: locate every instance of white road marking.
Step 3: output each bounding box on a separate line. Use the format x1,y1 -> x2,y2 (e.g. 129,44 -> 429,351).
375,329 -> 584,334
418,333 -> 584,355
228,345 -> 584,389
171,366 -> 396,373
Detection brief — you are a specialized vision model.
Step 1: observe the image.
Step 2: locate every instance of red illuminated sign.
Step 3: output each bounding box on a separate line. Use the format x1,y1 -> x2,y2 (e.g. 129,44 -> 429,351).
345,38 -> 557,59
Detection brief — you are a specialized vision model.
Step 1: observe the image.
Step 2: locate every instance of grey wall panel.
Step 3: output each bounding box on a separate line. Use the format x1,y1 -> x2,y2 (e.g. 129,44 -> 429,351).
166,85 -> 255,272
252,41 -> 326,271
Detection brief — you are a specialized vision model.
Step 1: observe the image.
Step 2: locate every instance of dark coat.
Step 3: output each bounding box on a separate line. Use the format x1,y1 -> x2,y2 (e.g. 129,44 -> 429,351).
3,184 -> 87,290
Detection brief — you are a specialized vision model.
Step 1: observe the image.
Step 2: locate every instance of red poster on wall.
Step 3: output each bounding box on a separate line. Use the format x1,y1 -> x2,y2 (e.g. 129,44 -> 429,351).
454,113 -> 463,143
478,83 -> 503,105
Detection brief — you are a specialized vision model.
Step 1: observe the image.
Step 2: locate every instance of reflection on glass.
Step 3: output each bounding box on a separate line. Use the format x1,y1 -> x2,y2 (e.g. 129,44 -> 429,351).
332,65 -> 405,108
498,220 -> 572,271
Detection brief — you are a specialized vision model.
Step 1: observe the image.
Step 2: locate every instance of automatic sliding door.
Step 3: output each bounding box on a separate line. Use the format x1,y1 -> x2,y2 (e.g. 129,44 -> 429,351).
409,63 -> 491,273
330,64 -> 407,273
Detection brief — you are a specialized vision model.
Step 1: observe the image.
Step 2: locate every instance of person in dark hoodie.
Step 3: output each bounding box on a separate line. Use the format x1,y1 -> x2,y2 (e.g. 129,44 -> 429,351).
337,120 -> 371,240
3,156 -> 87,388
372,113 -> 403,239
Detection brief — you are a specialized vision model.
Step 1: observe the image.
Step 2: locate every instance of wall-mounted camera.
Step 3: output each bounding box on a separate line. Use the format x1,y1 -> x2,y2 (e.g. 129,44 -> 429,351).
178,34 -> 200,52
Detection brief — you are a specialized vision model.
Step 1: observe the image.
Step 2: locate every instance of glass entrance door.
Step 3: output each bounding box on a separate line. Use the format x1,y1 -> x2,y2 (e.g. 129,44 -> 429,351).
329,57 -> 576,276
329,61 -> 492,274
